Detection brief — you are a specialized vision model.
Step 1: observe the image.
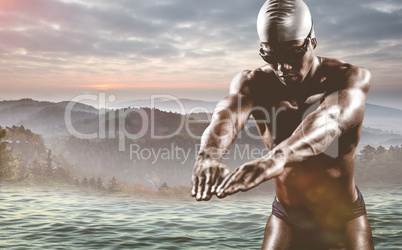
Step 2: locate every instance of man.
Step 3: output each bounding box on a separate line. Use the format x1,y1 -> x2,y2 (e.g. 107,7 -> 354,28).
191,0 -> 374,249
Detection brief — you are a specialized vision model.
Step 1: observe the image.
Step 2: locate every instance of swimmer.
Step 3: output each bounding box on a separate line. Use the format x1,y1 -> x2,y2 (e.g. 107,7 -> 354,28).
191,0 -> 375,249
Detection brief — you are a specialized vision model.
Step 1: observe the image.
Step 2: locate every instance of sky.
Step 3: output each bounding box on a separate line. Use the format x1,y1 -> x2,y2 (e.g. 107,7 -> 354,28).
0,0 -> 401,108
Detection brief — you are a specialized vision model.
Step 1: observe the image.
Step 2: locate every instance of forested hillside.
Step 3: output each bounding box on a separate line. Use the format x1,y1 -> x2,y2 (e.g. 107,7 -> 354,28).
1,99 -> 401,190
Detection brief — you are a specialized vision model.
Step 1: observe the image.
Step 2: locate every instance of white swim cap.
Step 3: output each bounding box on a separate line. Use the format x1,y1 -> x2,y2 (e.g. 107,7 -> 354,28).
257,0 -> 315,42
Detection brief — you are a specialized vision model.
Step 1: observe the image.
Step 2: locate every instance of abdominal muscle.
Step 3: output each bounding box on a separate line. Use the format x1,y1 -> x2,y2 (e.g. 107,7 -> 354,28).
273,154 -> 358,228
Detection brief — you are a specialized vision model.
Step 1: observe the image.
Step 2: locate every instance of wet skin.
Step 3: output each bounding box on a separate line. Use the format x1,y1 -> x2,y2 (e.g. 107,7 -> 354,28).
191,38 -> 374,249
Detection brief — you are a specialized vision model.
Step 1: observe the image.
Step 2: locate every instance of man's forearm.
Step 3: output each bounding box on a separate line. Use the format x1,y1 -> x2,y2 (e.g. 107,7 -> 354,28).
198,94 -> 253,161
198,112 -> 240,161
275,107 -> 342,164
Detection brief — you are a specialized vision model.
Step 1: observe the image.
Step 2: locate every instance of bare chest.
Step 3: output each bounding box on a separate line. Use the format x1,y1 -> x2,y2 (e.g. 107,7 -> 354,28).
262,92 -> 327,143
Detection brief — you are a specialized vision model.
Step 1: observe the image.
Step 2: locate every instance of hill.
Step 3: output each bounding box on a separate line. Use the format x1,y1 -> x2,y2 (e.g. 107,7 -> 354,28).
0,98 -> 401,186
362,103 -> 402,133
114,98 -> 402,132
0,99 -> 98,137
113,98 -> 218,114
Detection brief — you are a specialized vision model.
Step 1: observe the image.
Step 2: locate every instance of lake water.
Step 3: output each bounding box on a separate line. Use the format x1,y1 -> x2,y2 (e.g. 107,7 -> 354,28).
0,185 -> 401,249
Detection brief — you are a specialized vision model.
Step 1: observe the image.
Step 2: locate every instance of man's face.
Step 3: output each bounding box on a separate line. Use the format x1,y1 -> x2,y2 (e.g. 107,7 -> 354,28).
260,38 -> 315,86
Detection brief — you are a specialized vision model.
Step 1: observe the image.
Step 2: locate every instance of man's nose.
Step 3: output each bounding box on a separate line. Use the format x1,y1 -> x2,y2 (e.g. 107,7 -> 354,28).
277,62 -> 292,73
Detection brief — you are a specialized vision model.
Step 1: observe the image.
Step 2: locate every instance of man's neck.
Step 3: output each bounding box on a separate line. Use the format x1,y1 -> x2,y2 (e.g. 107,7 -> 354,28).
305,55 -> 321,83
297,55 -> 322,90
286,56 -> 322,97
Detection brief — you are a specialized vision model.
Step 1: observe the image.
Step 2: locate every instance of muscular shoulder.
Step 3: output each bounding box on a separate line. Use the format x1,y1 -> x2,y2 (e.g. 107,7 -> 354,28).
229,66 -> 276,95
321,57 -> 371,93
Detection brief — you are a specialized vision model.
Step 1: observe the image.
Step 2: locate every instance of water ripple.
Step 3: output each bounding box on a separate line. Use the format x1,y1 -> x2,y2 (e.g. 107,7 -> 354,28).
0,186 -> 400,249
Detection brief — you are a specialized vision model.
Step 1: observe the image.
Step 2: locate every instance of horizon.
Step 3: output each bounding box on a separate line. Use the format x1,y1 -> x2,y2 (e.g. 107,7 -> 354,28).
1,96 -> 402,112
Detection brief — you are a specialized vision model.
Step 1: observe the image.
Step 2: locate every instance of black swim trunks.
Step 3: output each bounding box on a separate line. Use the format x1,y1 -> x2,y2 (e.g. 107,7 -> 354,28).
272,186 -> 366,229
271,186 -> 367,249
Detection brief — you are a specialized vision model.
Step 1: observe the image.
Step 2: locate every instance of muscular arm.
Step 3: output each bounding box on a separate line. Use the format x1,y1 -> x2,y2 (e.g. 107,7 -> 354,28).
199,88 -> 254,160
217,66 -> 371,196
191,70 -> 255,201
279,66 -> 371,163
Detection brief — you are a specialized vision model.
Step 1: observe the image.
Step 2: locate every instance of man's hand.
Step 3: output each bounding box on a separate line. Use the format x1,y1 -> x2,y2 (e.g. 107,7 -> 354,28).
191,155 -> 230,201
216,150 -> 287,198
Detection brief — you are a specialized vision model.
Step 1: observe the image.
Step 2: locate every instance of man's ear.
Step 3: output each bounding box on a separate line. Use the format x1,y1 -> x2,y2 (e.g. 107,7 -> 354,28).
311,38 -> 317,49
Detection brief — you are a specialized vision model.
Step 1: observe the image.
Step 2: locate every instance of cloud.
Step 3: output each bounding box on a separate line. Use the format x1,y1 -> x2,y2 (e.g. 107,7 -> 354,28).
0,0 -> 401,107
365,0 -> 402,14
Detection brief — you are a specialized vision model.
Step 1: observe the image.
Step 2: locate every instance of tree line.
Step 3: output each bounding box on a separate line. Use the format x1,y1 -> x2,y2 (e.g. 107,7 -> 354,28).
355,144 -> 402,185
1,125 -> 400,196
0,126 -> 124,193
